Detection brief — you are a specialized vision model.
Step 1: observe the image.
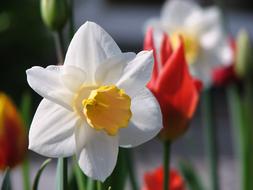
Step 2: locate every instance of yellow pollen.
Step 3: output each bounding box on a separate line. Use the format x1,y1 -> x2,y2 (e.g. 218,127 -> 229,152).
171,31 -> 200,64
82,85 -> 132,136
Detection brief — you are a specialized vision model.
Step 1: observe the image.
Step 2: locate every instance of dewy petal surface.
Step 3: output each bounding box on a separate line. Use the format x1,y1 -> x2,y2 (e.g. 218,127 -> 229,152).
64,22 -> 122,84
26,65 -> 73,110
77,128 -> 118,181
119,88 -> 162,147
117,51 -> 154,97
29,99 -> 79,157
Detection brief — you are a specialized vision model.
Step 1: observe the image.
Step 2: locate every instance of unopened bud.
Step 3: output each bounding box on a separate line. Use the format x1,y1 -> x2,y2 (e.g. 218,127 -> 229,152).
40,0 -> 69,31
235,29 -> 253,78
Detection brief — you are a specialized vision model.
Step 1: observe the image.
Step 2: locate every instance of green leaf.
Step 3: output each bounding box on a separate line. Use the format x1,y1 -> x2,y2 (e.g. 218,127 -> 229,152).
32,159 -> 52,190
1,168 -> 12,190
227,83 -> 253,190
86,178 -> 95,190
103,148 -> 128,190
179,161 -> 204,190
73,158 -> 86,190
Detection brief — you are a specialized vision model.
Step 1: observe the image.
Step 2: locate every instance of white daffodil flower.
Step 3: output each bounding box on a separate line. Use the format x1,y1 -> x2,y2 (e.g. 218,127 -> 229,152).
145,0 -> 233,87
26,22 -> 162,181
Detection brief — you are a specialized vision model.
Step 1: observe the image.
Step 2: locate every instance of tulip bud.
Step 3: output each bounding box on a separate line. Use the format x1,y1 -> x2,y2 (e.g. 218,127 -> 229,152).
40,0 -> 69,31
0,93 -> 27,170
235,30 -> 253,78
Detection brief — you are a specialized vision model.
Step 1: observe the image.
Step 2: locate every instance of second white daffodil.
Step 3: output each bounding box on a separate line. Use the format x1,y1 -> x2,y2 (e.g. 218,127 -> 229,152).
145,0 -> 233,87
26,22 -> 162,181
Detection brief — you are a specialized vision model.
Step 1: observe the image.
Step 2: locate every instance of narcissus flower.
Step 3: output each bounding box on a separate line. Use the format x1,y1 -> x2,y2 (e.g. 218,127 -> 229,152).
26,22 -> 162,181
0,93 -> 27,170
145,0 -> 232,87
142,167 -> 186,190
144,28 -> 201,141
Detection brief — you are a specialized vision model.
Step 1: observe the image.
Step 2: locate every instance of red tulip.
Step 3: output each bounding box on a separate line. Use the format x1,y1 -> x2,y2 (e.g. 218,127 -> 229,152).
142,167 -> 186,190
0,93 -> 27,170
144,28 -> 201,141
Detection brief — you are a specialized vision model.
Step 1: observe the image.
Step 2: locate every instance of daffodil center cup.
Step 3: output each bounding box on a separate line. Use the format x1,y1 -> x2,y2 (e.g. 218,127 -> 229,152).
73,85 -> 132,136
171,31 -> 200,64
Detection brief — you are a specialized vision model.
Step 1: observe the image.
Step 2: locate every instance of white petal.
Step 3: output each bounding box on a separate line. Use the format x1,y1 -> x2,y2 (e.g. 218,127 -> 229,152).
64,21 -> 122,84
26,65 -> 73,110
119,88 -> 162,148
61,65 -> 87,92
161,0 -> 201,30
199,7 -> 224,49
29,99 -> 80,157
95,52 -> 136,85
116,51 -> 154,97
77,130 -> 119,181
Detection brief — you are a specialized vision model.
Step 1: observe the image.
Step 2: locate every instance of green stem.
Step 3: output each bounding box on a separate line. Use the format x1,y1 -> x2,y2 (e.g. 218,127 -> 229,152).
243,79 -> 253,190
125,150 -> 138,190
56,158 -> 68,190
73,158 -> 86,190
163,140 -> 171,190
22,158 -> 30,190
202,90 -> 219,190
96,181 -> 102,190
54,30 -> 65,64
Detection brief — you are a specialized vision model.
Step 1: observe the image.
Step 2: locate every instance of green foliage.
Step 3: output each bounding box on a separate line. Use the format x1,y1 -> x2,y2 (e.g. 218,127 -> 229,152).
32,159 -> 52,190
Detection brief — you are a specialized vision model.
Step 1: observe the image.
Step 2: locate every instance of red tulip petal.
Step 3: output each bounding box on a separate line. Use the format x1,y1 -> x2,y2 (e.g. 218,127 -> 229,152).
144,27 -> 159,89
156,37 -> 186,94
142,167 -> 186,190
160,33 -> 173,67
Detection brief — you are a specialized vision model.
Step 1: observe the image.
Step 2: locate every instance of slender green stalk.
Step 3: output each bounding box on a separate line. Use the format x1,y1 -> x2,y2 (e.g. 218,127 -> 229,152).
54,30 -> 65,64
96,181 -> 102,190
56,158 -> 68,190
227,84 -> 248,190
1,168 -> 12,190
163,141 -> 171,190
244,79 -> 253,190
125,150 -> 138,190
86,179 -> 95,190
33,159 -> 51,190
202,90 -> 219,190
22,158 -> 30,190
73,159 -> 86,190
20,92 -> 32,190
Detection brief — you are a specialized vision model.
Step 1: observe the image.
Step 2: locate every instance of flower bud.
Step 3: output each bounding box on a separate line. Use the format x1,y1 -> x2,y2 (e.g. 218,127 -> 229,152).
40,0 -> 69,31
0,93 -> 27,170
235,29 -> 253,78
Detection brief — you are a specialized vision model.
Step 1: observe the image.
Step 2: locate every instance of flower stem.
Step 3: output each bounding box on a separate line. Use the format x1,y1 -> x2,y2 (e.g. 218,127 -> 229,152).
54,30 -> 65,64
202,90 -> 219,190
96,181 -> 102,190
56,157 -> 68,190
22,158 -> 31,190
125,149 -> 138,190
163,140 -> 171,190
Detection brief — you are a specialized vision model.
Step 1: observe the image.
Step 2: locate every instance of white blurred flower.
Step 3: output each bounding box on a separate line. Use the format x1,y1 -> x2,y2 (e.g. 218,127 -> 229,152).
145,0 -> 233,87
26,22 -> 162,181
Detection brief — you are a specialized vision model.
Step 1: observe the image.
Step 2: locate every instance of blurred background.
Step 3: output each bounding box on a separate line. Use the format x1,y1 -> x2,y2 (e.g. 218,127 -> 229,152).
0,0 -> 252,189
